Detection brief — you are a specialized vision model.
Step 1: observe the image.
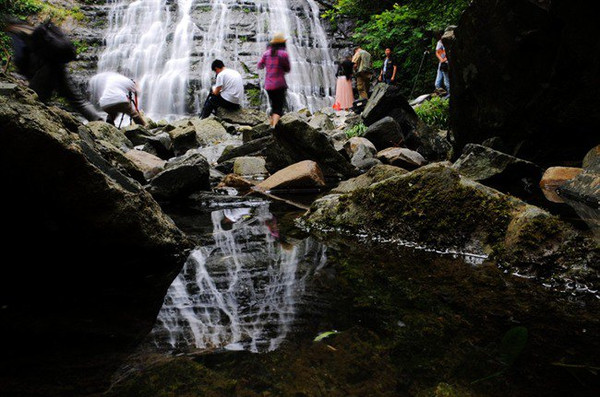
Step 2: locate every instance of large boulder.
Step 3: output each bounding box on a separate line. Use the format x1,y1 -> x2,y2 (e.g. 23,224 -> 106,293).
0,74 -> 192,395
448,0 -> 599,166
264,113 -> 360,179
452,143 -> 544,201
300,162 -> 599,284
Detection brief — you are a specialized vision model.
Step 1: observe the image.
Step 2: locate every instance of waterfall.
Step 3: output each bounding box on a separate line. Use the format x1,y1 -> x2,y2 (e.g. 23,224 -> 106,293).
150,204 -> 327,353
97,0 -> 336,121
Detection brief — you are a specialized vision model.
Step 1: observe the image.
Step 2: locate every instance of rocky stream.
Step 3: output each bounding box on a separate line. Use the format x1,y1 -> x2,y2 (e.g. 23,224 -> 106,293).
1,0 -> 599,396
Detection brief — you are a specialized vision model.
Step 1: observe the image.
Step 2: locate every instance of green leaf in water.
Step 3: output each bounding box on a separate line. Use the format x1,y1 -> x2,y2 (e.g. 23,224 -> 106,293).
498,326 -> 528,366
314,330 -> 339,342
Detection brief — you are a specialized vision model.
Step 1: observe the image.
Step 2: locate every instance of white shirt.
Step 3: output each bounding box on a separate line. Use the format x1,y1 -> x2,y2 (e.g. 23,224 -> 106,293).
215,68 -> 244,105
90,72 -> 138,109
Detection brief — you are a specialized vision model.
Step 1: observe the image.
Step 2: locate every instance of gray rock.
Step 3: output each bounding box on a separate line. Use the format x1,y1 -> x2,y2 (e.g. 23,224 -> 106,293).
148,151 -> 211,200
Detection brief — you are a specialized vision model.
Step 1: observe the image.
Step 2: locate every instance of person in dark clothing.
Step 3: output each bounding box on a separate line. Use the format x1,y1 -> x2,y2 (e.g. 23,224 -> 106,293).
4,20 -> 103,122
378,47 -> 398,84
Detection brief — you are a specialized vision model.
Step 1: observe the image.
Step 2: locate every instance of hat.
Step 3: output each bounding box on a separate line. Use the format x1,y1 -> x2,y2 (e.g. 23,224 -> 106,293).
270,32 -> 286,44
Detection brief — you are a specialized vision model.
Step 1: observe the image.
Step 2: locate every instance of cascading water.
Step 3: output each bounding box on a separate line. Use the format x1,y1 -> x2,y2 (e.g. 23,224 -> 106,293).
98,0 -> 195,121
97,0 -> 337,121
150,204 -> 327,353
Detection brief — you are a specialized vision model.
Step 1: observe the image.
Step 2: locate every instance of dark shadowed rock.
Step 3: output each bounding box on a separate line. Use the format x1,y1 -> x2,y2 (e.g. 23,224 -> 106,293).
361,83 -> 420,133
448,0 -> 599,166
264,113 -> 360,179
452,144 -> 544,201
0,73 -> 192,396
148,150 -> 211,200
363,116 -> 404,151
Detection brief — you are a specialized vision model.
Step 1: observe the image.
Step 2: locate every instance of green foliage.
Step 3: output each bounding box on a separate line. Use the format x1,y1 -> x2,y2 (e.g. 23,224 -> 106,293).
324,0 -> 469,98
345,122 -> 367,138
414,96 -> 449,129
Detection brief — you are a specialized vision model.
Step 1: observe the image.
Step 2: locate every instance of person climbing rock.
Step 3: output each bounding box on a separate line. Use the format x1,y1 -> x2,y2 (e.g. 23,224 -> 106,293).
257,32 -> 291,128
200,59 -> 244,119
3,19 -> 103,122
88,71 -> 147,127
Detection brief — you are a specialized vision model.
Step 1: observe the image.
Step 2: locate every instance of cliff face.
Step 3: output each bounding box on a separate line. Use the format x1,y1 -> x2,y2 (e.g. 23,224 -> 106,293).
448,0 -> 599,167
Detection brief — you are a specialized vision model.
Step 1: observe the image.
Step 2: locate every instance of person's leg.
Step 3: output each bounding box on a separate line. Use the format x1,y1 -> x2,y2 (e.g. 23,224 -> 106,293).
356,73 -> 367,99
267,88 -> 286,127
103,102 -> 134,126
28,63 -> 57,102
442,70 -> 450,97
121,101 -> 147,126
200,93 -> 218,119
56,67 -> 103,121
435,64 -> 443,90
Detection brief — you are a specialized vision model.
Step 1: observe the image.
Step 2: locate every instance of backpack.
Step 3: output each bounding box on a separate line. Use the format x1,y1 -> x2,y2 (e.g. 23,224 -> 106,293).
31,21 -> 77,64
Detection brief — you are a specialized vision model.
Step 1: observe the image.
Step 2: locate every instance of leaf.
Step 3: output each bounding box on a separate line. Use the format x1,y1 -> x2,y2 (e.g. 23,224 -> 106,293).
314,330 -> 339,342
498,326 -> 528,366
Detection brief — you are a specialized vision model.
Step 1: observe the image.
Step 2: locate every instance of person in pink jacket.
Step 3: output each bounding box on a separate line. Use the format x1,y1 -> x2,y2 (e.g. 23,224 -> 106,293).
257,32 -> 291,128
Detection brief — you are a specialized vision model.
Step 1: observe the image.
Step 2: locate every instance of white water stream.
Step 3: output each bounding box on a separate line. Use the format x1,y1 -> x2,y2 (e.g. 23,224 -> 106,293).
150,204 -> 327,353
98,0 -> 336,122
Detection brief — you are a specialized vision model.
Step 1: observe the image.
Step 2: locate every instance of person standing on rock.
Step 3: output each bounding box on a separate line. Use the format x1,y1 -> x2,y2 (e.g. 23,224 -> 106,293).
3,19 -> 103,122
378,47 -> 398,85
200,59 -> 244,119
88,71 -> 147,127
352,45 -> 372,99
257,32 -> 291,128
435,30 -> 450,98
333,52 -> 354,111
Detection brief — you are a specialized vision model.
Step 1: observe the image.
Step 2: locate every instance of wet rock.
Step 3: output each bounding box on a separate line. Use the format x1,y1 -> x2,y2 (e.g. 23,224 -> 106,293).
343,137 -> 379,171
86,120 -> 134,150
0,71 -> 192,396
216,107 -> 267,126
361,83 -> 420,135
331,164 -> 407,194
242,121 -> 271,143
233,156 -> 268,178
300,162 -> 599,286
452,143 -> 544,201
264,113 -> 360,179
308,111 -> 335,131
583,144 -> 600,171
255,160 -> 326,192
142,132 -> 175,160
539,166 -> 583,203
376,147 -> 427,170
217,135 -> 271,163
123,124 -> 156,146
217,173 -> 257,190
168,123 -> 198,156
363,116 -> 404,151
148,150 -> 211,200
124,148 -> 167,181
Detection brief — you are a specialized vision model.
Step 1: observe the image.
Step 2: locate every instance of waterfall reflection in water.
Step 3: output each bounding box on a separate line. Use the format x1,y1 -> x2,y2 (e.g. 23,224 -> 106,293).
151,204 -> 327,353
97,0 -> 336,121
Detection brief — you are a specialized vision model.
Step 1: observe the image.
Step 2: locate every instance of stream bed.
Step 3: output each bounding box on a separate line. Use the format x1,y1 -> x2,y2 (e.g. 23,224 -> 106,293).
107,195 -> 600,397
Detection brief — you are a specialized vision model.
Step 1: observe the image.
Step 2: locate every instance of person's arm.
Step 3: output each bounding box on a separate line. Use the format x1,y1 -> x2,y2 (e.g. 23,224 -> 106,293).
212,85 -> 222,96
391,64 -> 397,81
213,73 -> 224,96
257,52 -> 266,70
281,52 -> 290,73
